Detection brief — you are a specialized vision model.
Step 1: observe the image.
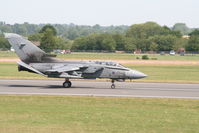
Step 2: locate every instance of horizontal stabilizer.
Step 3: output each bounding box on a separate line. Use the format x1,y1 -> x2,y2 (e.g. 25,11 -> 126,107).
17,61 -> 46,76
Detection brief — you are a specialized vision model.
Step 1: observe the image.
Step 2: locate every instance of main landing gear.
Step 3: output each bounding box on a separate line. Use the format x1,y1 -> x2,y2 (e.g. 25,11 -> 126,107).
63,79 -> 116,89
111,79 -> 115,89
63,79 -> 72,88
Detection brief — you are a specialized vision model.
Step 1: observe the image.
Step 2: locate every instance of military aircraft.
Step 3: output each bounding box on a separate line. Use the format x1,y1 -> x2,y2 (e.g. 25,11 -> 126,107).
4,33 -> 147,89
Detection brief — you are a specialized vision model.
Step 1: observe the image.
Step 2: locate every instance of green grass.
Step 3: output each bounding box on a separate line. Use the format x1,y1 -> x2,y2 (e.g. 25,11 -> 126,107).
56,52 -> 199,61
0,63 -> 43,79
1,51 -> 199,61
0,95 -> 198,133
0,63 -> 199,83
0,51 -> 17,58
128,65 -> 199,83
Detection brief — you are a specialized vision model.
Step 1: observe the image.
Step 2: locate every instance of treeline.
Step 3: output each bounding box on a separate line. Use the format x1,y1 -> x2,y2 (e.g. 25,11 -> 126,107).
0,21 -> 196,40
0,22 -> 128,40
72,22 -> 196,52
0,21 -> 199,52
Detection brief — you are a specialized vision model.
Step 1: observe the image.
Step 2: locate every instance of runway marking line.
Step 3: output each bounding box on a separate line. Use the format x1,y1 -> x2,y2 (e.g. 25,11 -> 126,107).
0,92 -> 199,99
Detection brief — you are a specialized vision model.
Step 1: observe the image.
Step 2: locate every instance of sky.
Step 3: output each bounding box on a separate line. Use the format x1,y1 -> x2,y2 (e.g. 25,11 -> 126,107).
0,0 -> 198,27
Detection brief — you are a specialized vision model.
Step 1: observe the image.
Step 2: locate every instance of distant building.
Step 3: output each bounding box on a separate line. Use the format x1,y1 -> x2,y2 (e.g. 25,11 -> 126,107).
182,35 -> 190,39
134,49 -> 142,54
115,51 -> 125,53
177,48 -> 185,56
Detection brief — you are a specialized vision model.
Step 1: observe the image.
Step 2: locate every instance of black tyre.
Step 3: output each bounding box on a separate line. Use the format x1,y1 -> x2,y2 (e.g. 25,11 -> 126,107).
63,81 -> 72,88
111,84 -> 115,89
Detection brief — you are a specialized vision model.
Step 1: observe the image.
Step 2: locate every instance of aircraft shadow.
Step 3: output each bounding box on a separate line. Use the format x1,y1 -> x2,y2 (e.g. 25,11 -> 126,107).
44,85 -> 93,89
2,84 -> 199,92
1,84 -> 133,90
7,84 -> 93,89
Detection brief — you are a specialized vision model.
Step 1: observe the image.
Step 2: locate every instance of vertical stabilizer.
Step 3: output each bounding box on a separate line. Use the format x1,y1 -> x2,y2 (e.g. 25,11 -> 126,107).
4,33 -> 59,63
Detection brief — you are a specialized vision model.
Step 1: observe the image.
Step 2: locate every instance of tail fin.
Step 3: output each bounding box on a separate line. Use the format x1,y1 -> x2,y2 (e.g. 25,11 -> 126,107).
4,33 -> 59,63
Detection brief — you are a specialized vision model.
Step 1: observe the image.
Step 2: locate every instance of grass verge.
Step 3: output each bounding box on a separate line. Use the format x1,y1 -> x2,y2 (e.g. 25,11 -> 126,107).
1,51 -> 199,61
0,95 -> 198,133
129,64 -> 199,83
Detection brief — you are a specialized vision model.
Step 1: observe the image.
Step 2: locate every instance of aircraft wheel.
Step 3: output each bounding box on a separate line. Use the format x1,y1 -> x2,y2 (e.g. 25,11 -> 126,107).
111,84 -> 115,89
63,81 -> 72,88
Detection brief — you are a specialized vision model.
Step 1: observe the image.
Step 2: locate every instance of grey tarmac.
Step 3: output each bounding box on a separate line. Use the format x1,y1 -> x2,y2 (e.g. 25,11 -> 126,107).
0,79 -> 199,99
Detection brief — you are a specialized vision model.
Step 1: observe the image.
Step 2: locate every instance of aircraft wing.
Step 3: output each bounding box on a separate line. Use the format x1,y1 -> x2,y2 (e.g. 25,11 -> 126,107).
45,65 -> 86,73
45,64 -> 88,79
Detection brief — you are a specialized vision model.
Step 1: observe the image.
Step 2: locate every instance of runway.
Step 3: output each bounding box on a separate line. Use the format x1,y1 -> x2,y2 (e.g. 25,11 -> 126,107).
0,79 -> 199,99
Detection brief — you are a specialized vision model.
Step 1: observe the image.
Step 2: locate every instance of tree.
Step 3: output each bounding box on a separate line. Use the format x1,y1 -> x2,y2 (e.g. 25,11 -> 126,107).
124,37 -> 136,51
65,28 -> 80,40
189,29 -> 199,36
72,34 -> 116,51
55,37 -> 73,49
149,42 -> 158,51
72,36 -> 88,50
136,39 -> 152,51
172,23 -> 191,35
39,25 -> 57,36
101,35 -> 116,51
28,33 -> 42,41
173,38 -> 187,51
185,30 -> 199,52
13,24 -> 28,35
40,28 -> 56,52
185,36 -> 199,52
0,35 -> 10,49
0,25 -> 12,33
112,34 -> 126,50
162,26 -> 182,37
126,22 -> 163,39
149,35 -> 177,51
37,25 -> 72,52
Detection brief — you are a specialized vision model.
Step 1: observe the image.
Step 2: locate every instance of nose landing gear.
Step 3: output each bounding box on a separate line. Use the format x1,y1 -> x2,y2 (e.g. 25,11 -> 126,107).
63,79 -> 72,88
111,79 -> 115,89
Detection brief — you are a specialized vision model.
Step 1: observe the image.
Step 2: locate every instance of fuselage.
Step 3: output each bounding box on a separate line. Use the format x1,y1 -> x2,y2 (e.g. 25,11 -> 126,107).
22,60 -> 147,80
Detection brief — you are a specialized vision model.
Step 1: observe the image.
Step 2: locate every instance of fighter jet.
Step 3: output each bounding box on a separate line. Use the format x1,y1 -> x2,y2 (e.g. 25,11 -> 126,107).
4,33 -> 147,89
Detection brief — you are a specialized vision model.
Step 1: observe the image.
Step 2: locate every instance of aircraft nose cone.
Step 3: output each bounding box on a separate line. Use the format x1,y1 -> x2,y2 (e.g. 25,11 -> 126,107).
125,70 -> 147,79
